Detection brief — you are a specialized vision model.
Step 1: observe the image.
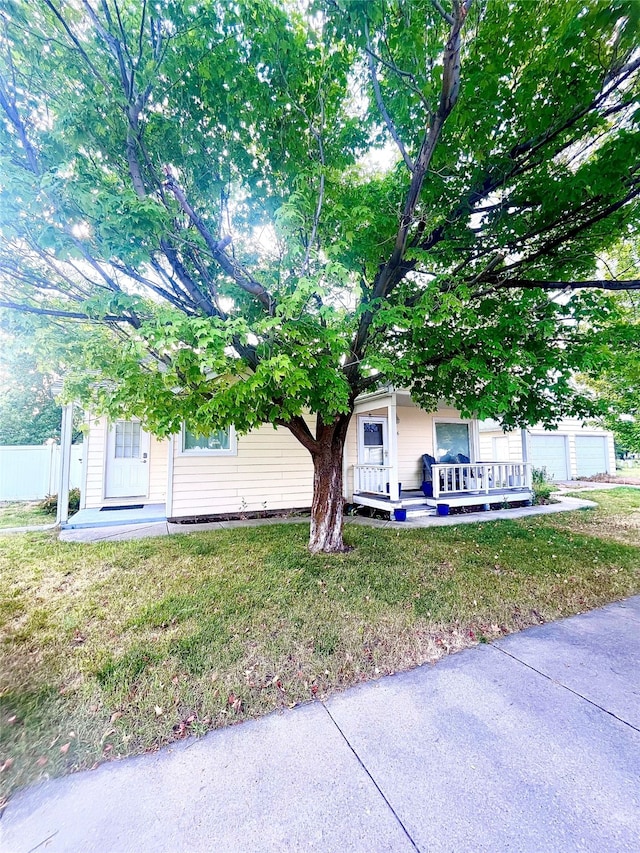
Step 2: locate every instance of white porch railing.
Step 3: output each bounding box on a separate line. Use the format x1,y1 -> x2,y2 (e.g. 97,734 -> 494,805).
432,462 -> 532,499
353,465 -> 393,494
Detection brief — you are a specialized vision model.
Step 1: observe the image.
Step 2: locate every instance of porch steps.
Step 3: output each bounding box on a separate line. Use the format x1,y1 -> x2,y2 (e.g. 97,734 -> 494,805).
352,490 -> 435,518
405,504 -> 435,518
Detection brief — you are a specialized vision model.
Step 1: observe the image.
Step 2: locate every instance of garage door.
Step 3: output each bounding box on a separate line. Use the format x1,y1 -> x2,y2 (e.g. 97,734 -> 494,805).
575,436 -> 608,478
530,435 -> 568,481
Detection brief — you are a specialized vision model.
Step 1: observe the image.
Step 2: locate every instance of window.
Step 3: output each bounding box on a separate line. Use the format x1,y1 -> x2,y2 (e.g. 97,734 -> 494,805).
434,422 -> 471,463
114,420 -> 141,458
359,418 -> 387,465
181,425 -> 237,455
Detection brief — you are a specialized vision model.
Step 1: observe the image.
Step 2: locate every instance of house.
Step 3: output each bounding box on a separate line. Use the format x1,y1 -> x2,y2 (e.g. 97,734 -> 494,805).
478,418 -> 616,481
69,387 -> 542,527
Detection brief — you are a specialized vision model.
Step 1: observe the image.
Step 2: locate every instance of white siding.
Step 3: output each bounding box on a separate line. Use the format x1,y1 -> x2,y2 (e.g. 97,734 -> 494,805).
83,416 -> 107,508
478,429 -> 523,462
148,434 -> 168,502
169,418 -> 315,518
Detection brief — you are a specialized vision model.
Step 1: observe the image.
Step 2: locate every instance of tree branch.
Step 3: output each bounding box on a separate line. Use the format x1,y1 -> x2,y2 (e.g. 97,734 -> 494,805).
365,18 -> 413,172
0,300 -> 134,322
412,55 -> 640,259
431,0 -> 455,25
277,415 -> 317,453
346,0 -> 473,376
485,279 -> 640,293
302,94 -> 326,275
160,239 -> 222,318
164,174 -> 275,313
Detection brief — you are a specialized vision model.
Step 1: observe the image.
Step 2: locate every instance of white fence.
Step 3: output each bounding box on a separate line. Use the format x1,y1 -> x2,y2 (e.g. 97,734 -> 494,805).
0,444 -> 83,501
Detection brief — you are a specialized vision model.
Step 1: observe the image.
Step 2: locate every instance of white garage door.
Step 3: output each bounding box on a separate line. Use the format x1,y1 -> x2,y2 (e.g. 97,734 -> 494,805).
575,436 -> 608,478
530,435 -> 569,481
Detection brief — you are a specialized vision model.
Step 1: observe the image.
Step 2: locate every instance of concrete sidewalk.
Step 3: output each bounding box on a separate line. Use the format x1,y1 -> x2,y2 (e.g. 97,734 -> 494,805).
56,494 -> 599,543
2,597 -> 639,852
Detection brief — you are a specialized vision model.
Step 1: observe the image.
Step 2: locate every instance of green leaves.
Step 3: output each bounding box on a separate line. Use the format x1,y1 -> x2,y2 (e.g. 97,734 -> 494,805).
0,0 -> 637,454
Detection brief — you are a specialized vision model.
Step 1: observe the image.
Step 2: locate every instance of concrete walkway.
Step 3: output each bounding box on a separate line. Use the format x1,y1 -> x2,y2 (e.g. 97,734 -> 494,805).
2,597 -> 639,852
56,494 -> 599,543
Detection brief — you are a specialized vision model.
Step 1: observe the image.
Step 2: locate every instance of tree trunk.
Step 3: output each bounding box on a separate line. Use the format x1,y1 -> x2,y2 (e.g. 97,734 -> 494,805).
308,415 -> 352,554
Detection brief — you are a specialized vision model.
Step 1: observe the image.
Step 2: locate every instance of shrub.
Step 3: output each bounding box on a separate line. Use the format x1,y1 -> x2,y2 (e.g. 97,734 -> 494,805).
531,467 -> 554,504
39,488 -> 81,516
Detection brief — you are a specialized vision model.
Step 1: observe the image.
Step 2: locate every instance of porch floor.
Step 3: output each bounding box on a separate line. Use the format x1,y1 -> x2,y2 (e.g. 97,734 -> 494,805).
64,503 -> 167,529
425,488 -> 532,508
353,488 -> 533,515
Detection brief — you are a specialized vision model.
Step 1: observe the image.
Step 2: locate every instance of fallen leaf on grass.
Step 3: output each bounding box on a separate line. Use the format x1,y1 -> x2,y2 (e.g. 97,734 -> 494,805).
110,711 -> 123,723
60,743 -> 71,755
36,757 -> 48,767
0,758 -> 13,772
154,706 -> 164,717
227,694 -> 244,713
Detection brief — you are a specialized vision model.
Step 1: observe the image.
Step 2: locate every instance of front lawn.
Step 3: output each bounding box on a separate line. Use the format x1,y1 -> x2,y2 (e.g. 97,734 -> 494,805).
1,488 -> 638,801
0,501 -> 53,530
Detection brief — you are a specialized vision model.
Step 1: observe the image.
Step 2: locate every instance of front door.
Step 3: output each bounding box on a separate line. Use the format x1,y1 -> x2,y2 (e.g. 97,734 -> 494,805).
105,420 -> 150,499
357,417 -> 389,493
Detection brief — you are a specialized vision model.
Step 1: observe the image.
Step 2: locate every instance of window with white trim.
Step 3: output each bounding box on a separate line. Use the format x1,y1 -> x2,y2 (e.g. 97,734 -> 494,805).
181,424 -> 237,455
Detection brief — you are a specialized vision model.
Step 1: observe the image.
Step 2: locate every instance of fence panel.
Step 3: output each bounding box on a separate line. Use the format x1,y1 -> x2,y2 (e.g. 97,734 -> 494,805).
0,445 -> 83,501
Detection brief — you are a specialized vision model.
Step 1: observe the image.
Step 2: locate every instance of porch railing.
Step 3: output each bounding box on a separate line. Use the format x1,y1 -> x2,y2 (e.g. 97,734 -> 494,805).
432,462 -> 532,499
353,465 -> 393,494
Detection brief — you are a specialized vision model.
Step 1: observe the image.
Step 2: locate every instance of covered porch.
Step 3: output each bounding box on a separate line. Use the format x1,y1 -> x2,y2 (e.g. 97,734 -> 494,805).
349,388 -> 533,518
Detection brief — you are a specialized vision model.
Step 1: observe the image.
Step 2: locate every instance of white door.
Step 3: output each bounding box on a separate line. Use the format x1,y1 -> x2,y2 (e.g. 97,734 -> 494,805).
492,436 -> 510,461
105,420 -> 150,499
575,436 -> 608,477
530,434 -> 569,481
358,417 -> 388,492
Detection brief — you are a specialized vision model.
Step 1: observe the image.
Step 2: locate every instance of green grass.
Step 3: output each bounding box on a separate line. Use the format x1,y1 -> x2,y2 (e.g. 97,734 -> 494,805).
1,488 -> 638,801
0,501 -> 54,529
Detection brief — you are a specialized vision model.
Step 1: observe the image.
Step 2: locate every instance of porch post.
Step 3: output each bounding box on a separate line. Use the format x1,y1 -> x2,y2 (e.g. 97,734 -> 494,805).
521,428 -> 532,488
387,393 -> 399,501
57,401 -> 74,527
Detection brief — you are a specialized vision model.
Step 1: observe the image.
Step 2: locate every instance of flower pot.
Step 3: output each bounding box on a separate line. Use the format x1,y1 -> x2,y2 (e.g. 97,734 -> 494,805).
436,504 -> 450,516
393,508 -> 407,522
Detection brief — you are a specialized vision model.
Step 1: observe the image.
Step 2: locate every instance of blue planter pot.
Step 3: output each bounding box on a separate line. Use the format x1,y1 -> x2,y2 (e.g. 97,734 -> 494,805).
436,504 -> 450,517
393,508 -> 407,522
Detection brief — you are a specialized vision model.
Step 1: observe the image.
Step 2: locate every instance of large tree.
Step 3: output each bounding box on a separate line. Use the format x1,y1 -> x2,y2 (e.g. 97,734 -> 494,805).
0,0 -> 639,551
